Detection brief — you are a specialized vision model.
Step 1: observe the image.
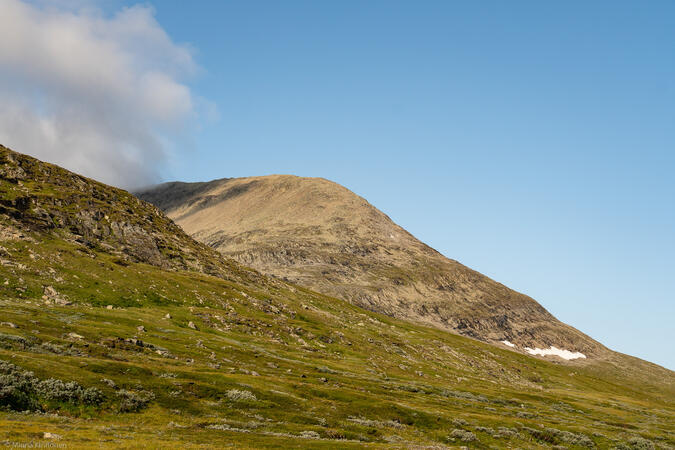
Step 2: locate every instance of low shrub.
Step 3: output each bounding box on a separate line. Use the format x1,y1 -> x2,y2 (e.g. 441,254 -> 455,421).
0,359 -> 103,411
226,389 -> 257,402
0,360 -> 38,411
494,426 -> 520,438
0,334 -> 80,356
450,429 -> 476,442
117,389 -> 155,412
614,437 -> 655,450
439,389 -> 488,403
523,425 -> 594,448
299,430 -> 320,439
34,378 -> 102,404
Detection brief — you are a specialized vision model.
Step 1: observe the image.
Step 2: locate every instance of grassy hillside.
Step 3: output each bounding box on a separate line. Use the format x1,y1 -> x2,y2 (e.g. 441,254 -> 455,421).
1,145 -> 673,448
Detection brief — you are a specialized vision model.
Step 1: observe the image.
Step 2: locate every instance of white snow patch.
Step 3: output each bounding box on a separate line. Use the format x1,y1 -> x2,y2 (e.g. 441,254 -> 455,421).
501,340 -> 516,348
524,346 -> 586,360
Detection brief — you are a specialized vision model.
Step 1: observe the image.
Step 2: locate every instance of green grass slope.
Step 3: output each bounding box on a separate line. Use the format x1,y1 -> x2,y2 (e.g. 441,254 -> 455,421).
0,145 -> 673,448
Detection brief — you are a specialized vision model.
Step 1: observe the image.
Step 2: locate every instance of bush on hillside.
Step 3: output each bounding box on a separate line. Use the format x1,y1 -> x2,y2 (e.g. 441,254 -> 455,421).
226,389 -> 257,402
117,389 -> 155,412
0,359 -> 103,411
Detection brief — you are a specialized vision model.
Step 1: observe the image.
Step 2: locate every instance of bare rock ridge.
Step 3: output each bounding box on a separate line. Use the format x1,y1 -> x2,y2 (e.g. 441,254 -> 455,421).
137,175 -> 606,358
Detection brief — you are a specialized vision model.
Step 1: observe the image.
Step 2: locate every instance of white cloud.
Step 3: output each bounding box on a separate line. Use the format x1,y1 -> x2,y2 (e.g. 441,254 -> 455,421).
0,0 -> 202,188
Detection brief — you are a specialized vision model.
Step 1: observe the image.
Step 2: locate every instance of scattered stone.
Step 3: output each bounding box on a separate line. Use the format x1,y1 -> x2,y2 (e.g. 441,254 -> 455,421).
44,286 -> 57,297
67,332 -> 84,340
164,313 -> 172,319
42,286 -> 72,306
106,305 -> 114,310
137,325 -> 146,332
187,321 -> 197,330
0,322 -> 17,328
101,378 -> 116,388
43,432 -> 62,440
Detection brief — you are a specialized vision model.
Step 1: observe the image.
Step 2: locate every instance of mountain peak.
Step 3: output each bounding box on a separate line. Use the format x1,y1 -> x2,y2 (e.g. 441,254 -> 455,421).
138,174 -> 606,359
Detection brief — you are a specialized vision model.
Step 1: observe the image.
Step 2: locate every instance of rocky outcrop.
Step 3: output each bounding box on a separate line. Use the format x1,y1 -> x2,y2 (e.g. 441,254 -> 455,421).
0,144 -> 259,285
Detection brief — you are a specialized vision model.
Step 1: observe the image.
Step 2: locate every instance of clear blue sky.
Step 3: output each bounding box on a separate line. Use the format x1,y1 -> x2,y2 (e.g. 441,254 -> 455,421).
116,1 -> 674,369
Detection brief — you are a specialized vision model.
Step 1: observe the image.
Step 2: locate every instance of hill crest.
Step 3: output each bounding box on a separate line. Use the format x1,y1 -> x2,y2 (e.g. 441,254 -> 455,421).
138,174 -> 606,359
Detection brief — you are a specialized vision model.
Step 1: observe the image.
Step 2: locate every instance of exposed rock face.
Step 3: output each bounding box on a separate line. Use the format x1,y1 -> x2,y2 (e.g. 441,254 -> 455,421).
138,175 -> 606,357
0,145 -> 258,285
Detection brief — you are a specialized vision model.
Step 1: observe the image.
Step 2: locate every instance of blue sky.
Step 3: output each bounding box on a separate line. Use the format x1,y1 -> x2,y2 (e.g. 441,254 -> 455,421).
160,1 -> 675,370
6,1 -> 675,369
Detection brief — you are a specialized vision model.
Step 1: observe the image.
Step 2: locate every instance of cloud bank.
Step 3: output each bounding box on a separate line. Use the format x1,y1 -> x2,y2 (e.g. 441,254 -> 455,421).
0,0 -> 200,188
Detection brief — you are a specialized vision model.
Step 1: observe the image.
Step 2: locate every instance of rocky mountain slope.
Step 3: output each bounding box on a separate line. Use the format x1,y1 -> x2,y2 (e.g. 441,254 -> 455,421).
138,175 -> 604,359
0,145 -> 264,286
2,144 -> 674,447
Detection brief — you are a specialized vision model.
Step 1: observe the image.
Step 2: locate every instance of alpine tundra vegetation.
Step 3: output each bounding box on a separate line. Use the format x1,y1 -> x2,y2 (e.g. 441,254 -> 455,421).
0,145 -> 674,447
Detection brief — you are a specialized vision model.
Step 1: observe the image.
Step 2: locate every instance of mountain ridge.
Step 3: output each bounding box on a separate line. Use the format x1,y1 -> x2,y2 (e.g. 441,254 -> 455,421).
138,174 -> 607,360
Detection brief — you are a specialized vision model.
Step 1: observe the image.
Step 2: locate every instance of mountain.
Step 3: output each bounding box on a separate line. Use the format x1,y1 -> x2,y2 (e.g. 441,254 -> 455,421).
137,175 -> 603,359
1,144 -> 673,448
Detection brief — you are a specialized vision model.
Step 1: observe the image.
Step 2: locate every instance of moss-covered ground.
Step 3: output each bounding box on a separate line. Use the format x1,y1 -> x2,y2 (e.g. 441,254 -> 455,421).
0,234 -> 673,448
